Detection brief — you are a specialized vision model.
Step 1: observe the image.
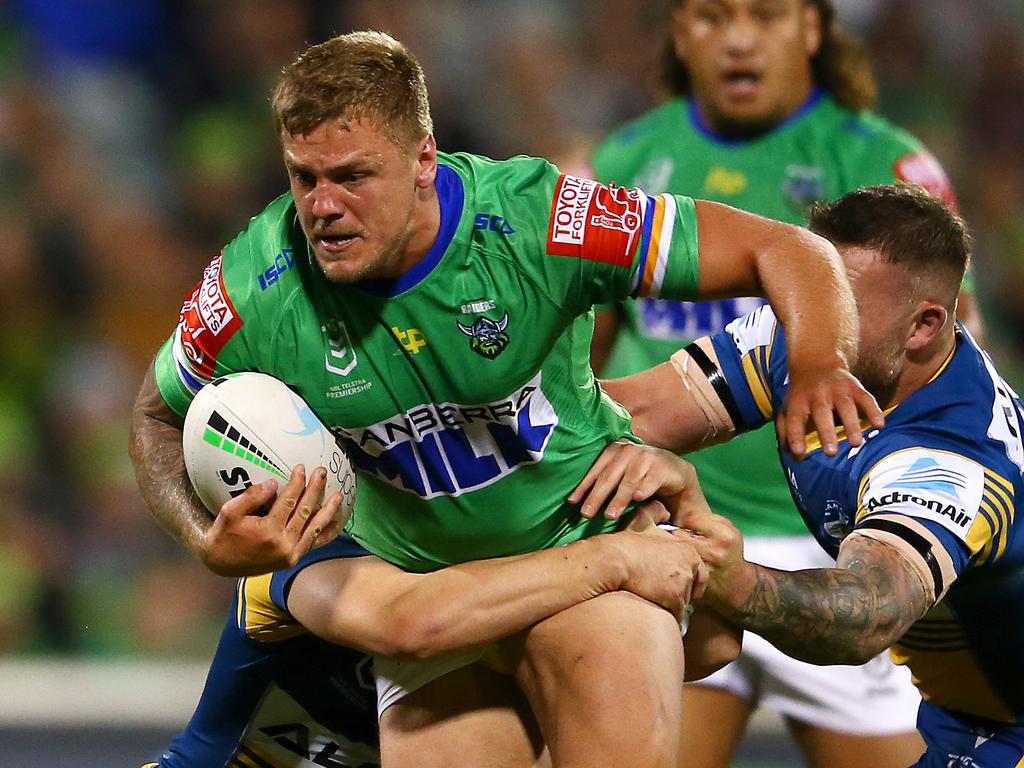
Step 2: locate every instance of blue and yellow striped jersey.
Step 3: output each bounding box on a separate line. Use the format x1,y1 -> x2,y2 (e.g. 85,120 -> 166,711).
151,537 -> 379,768
708,305 -> 1024,723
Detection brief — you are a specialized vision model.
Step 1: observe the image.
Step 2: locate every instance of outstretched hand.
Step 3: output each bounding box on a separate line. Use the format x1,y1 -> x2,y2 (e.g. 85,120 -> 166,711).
202,464 -> 344,577
778,365 -> 884,458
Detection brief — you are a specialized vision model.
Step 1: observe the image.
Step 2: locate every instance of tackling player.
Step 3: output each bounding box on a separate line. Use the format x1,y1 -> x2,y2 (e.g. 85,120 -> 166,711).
139,490 -> 724,768
129,31 -> 880,768
588,2 -> 980,764
585,185 -> 1024,768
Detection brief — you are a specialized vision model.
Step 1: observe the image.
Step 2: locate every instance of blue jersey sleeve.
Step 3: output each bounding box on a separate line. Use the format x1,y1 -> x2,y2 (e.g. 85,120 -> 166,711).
707,305 -> 787,432
852,433 -> 1013,598
268,535 -> 374,614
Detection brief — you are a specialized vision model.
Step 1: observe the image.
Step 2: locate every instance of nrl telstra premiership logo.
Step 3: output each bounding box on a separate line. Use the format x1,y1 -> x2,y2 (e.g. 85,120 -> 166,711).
457,312 -> 510,359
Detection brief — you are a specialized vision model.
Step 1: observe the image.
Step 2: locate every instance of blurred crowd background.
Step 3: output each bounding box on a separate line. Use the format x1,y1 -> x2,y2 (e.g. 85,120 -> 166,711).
1,0 -> 1023,659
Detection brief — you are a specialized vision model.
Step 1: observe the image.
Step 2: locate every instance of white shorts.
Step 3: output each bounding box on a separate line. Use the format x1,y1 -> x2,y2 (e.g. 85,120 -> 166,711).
375,646 -> 507,717
691,535 -> 921,735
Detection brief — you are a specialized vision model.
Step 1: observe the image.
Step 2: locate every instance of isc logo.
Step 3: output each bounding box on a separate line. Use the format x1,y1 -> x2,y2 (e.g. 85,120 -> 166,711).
258,248 -> 295,290
474,213 -> 515,235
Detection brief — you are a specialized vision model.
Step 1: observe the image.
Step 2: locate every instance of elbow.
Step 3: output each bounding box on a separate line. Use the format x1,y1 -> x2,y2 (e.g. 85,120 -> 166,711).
808,631 -> 896,667
843,607 -> 917,665
854,624 -> 906,665
375,609 -> 454,662
833,645 -> 881,667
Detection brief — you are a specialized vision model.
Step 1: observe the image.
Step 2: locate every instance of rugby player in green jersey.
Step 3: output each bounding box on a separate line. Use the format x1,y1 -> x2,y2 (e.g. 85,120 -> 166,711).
130,31 -> 880,768
589,2 -> 981,766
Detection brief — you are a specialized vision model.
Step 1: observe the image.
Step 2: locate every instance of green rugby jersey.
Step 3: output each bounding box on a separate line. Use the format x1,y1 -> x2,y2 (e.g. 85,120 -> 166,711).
155,152 -> 700,571
592,90 -> 957,537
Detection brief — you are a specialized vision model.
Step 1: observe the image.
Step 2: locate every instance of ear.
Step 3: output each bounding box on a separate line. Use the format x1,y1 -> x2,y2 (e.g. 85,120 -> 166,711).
671,6 -> 689,63
414,134 -> 437,189
905,302 -> 948,352
802,1 -> 823,58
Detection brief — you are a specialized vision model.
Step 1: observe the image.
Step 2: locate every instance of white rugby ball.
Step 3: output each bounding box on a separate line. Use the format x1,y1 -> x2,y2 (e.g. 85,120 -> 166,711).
182,372 -> 356,520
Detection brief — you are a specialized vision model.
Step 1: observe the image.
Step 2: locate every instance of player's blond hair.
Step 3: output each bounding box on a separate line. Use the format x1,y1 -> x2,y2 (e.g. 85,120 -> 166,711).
271,31 -> 433,151
662,0 -> 877,113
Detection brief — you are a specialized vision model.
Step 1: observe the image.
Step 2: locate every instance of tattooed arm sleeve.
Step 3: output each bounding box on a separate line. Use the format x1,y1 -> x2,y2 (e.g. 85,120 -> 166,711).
721,534 -> 932,665
129,361 -> 214,561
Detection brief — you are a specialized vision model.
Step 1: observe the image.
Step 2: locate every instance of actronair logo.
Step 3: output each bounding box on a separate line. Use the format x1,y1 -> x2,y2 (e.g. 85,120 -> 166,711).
860,448 -> 984,542
864,492 -> 971,528
203,410 -> 287,480
888,457 -> 966,500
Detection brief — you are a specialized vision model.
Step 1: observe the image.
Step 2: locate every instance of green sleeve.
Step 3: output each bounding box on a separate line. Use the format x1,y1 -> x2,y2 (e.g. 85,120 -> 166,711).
541,172 -> 701,311
151,196 -> 297,416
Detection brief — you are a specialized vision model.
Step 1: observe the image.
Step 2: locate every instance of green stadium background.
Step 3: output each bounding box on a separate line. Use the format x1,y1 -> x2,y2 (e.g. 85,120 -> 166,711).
1,1 -> 1022,765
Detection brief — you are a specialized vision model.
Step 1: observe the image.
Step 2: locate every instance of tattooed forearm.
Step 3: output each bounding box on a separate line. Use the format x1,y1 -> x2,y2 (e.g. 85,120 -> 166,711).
724,536 -> 930,665
129,363 -> 213,561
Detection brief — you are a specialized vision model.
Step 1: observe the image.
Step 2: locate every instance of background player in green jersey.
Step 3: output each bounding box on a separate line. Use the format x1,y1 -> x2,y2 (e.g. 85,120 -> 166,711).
588,2 -> 981,766
130,31 -> 883,768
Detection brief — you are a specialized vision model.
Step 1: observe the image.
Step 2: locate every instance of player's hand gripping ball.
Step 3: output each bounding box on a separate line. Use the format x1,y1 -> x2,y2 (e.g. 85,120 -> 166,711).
182,373 -> 356,522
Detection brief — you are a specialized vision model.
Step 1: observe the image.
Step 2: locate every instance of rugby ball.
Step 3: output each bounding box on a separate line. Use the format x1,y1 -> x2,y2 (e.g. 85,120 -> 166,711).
182,372 -> 356,519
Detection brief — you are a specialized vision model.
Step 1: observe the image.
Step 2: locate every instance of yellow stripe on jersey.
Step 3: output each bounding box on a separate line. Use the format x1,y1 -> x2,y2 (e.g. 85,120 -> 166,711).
967,503 -> 998,560
741,354 -> 773,420
812,404 -> 903,459
986,472 -> 1016,523
237,740 -> 291,768
987,472 -> 1015,564
638,194 -> 665,297
754,345 -> 772,394
638,195 -> 676,298
230,752 -> 263,768
986,469 -> 1016,507
899,614 -> 969,651
970,474 -> 1015,563
926,341 -> 958,384
890,641 -> 1014,723
803,422 -> 862,455
241,573 -> 306,642
982,493 -> 1010,561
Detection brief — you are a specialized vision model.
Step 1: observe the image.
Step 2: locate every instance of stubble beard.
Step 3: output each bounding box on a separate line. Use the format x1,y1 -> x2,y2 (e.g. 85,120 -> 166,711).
854,345 -> 903,409
314,229 -> 415,285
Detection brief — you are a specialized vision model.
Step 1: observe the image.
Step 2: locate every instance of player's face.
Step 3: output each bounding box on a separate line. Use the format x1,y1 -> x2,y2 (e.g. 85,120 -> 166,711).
674,0 -> 822,134
841,245 -> 917,397
282,117 -> 437,283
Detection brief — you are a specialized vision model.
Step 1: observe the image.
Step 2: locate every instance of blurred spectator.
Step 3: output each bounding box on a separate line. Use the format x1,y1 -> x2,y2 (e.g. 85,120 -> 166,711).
0,0 -> 1021,659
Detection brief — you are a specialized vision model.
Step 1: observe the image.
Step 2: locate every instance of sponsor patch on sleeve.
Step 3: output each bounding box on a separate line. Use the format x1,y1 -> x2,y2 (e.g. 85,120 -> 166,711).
857,448 -> 984,542
546,174 -> 644,269
894,152 -> 959,212
175,252 -> 243,391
